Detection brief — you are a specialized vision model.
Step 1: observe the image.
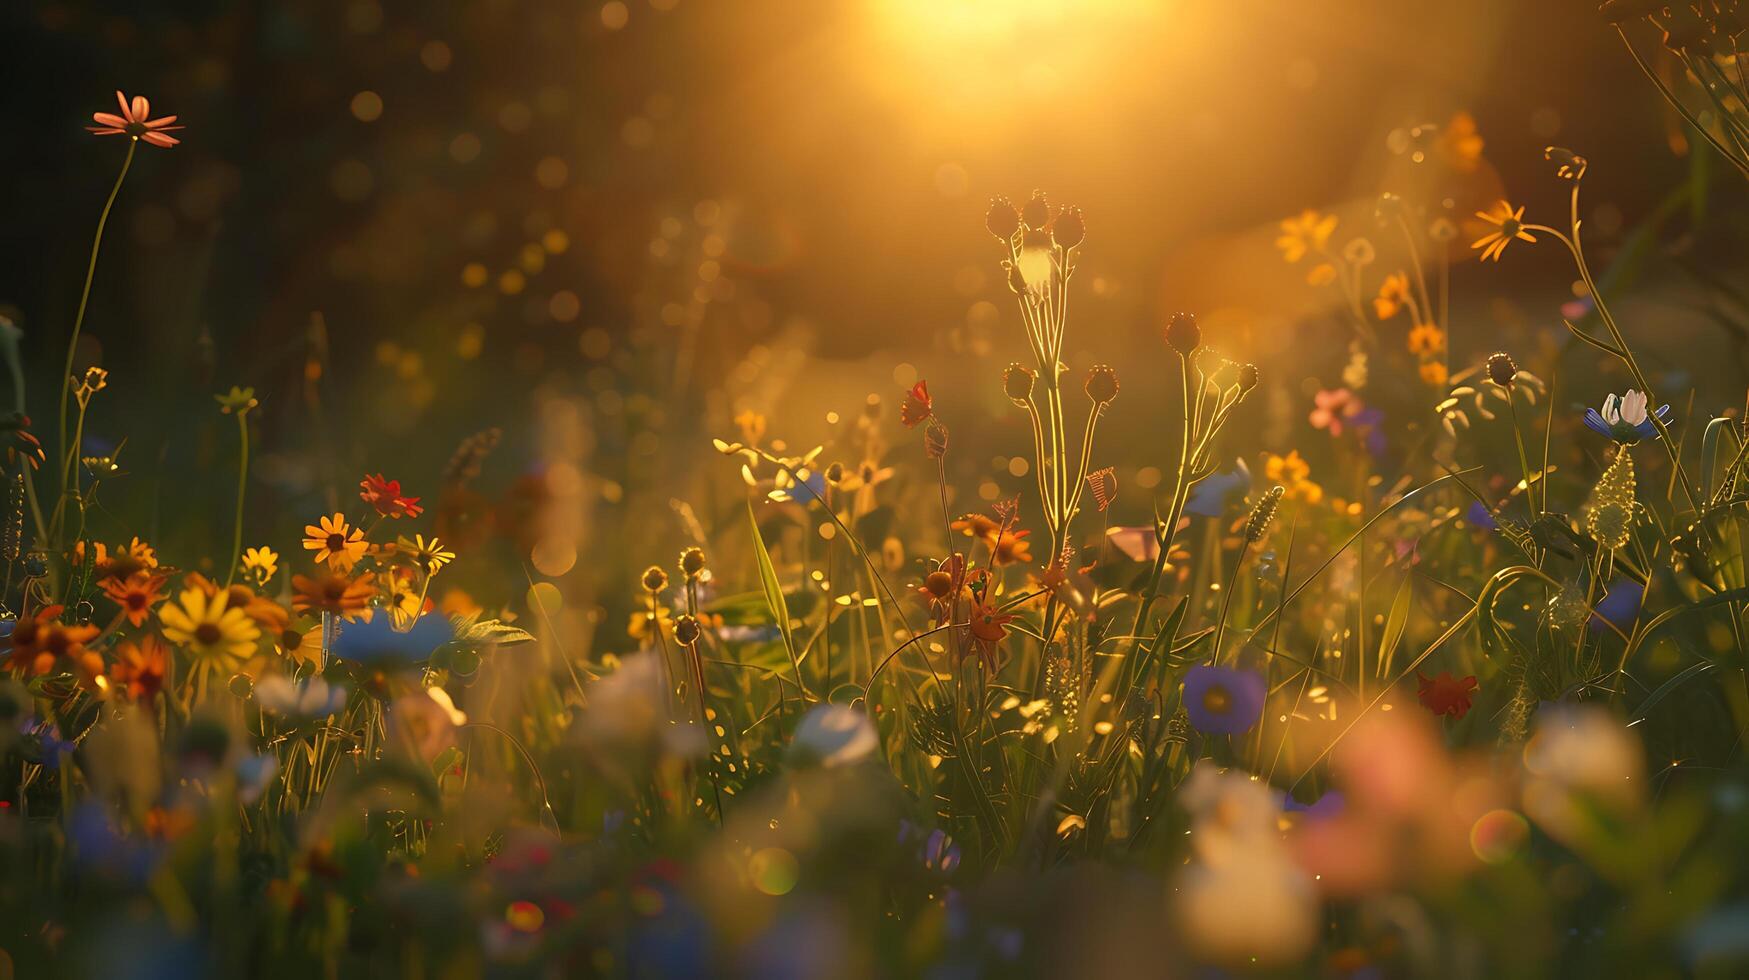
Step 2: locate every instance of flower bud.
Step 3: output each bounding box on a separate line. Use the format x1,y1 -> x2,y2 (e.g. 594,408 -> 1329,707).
679,546 -> 706,578
1238,363 -> 1259,394
673,614 -> 701,645
1166,312 -> 1201,354
1053,206 -> 1085,249
1003,362 -> 1036,403
1021,190 -> 1050,231
1486,351 -> 1519,388
1543,146 -> 1587,181
986,196 -> 1020,241
641,565 -> 669,593
1084,365 -> 1119,404
925,570 -> 955,599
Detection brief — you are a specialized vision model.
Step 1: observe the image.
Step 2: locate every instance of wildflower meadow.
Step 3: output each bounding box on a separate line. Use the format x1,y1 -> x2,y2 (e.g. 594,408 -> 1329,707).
6,1 -> 1749,977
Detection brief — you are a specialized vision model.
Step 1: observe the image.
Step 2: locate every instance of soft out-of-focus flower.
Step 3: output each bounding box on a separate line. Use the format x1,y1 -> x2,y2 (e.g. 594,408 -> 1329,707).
387,686 -> 467,760
240,546 -> 279,587
1183,665 -> 1265,735
1589,579 -> 1644,632
1417,671 -> 1478,719
789,704 -> 878,768
1173,763 -> 1317,967
109,636 -> 167,703
254,675 -> 346,719
1583,389 -> 1670,443
1407,322 -> 1446,357
1523,705 -> 1643,843
158,589 -> 260,671
1438,110 -> 1485,172
1264,450 -> 1323,505
88,91 -> 183,147
1418,360 -> 1449,386
578,654 -> 703,757
330,611 -> 452,665
1373,272 -> 1411,319
1275,210 -> 1336,264
1309,388 -> 1362,436
1471,201 -> 1535,262
1186,460 -> 1251,518
292,572 -> 375,621
302,513 -> 367,571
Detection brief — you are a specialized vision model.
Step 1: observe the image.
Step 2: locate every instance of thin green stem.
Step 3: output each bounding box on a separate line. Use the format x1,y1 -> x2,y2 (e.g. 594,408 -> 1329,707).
59,139 -> 136,506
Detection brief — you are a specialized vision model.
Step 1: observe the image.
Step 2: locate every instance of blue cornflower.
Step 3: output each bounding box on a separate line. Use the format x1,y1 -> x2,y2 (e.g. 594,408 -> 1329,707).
1582,390 -> 1670,444
1182,664 -> 1266,735
1589,579 -> 1644,632
1185,459 -> 1251,517
331,611 -> 453,665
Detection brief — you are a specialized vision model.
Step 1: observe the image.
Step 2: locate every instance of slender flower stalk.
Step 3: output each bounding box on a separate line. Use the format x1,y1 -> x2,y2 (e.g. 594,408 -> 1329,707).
58,139 -> 135,512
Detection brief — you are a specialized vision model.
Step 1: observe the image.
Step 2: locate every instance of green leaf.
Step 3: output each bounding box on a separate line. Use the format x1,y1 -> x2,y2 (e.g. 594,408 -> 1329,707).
748,501 -> 801,677
1376,573 -> 1412,678
456,619 -> 536,648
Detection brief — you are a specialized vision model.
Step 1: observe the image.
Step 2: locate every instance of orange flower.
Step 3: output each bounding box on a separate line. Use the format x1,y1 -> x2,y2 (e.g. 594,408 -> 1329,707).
1437,111 -> 1484,173
102,572 -> 169,627
6,607 -> 100,677
87,91 -> 183,148
1407,323 -> 1447,357
1373,272 -> 1410,320
110,635 -> 169,702
1418,360 -> 1450,386
966,595 -> 1014,669
1471,201 -> 1536,262
303,513 -> 367,570
292,572 -> 376,621
360,473 -> 424,519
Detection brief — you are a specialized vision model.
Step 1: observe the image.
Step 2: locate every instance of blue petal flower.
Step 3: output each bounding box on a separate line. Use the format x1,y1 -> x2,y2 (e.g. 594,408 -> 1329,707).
1589,579 -> 1644,632
1183,664 -> 1265,735
1185,463 -> 1251,517
1465,500 -> 1498,531
331,612 -> 454,665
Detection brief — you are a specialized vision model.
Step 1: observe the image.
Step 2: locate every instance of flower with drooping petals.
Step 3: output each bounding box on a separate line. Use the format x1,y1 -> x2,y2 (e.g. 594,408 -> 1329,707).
87,91 -> 183,147
360,474 -> 424,519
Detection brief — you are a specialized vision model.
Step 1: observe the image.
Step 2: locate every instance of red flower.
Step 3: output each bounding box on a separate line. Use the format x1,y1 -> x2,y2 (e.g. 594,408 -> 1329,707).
1417,672 -> 1477,719
900,380 -> 933,428
360,474 -> 424,519
88,91 -> 183,148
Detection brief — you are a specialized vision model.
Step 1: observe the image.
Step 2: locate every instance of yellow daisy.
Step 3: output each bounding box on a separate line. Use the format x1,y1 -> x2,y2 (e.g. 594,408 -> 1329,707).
159,587 -> 261,670
1471,201 -> 1536,262
303,513 -> 367,570
396,534 -> 455,575
241,546 -> 280,586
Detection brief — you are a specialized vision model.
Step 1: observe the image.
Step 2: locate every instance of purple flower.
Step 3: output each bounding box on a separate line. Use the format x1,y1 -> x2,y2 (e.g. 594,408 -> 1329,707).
1284,790 -> 1345,821
1183,665 -> 1266,735
1466,500 -> 1497,531
1589,579 -> 1644,632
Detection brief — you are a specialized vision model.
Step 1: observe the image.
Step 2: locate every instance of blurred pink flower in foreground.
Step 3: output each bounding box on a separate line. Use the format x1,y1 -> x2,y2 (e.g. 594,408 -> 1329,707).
87,90 -> 183,147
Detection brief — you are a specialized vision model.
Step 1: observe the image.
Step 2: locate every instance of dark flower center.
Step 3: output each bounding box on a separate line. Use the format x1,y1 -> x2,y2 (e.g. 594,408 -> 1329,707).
1201,685 -> 1231,714
326,533 -> 347,551
195,623 -> 223,646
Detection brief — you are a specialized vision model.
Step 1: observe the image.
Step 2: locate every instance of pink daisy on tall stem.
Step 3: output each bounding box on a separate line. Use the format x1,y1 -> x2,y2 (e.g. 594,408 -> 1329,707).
87,90 -> 183,147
